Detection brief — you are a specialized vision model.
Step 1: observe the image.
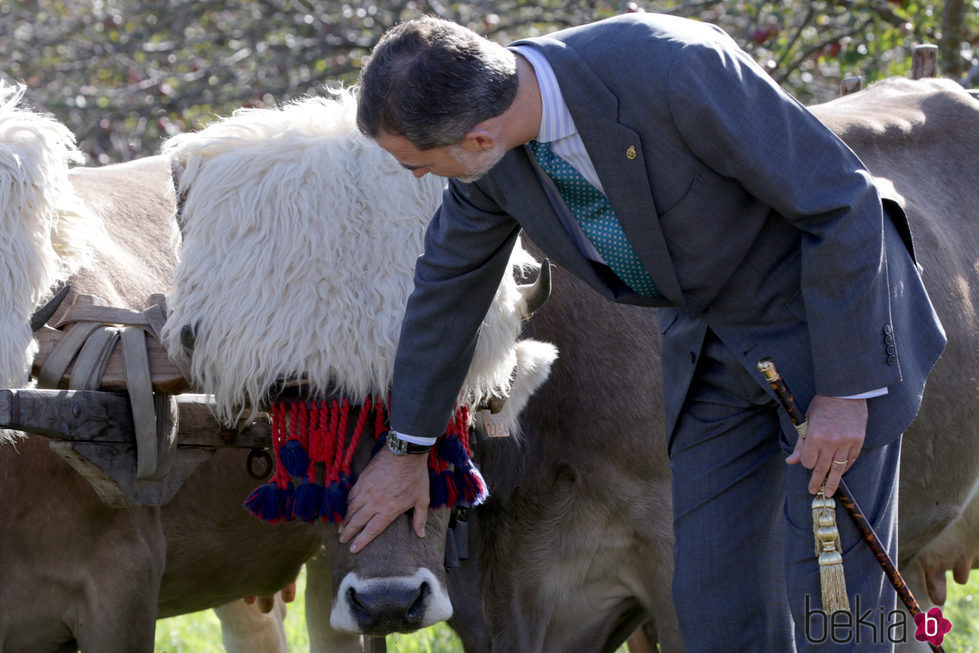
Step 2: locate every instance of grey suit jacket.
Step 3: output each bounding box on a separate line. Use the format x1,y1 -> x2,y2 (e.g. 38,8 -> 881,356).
389,13 -> 945,448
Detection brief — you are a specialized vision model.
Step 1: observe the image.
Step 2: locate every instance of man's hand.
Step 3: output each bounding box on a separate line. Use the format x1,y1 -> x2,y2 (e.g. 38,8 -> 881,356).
338,447 -> 430,553
785,395 -> 867,496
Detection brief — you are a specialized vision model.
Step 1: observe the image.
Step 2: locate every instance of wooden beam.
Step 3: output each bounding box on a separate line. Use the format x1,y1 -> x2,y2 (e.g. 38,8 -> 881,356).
0,390 -> 271,507
0,389 -> 271,448
0,388 -> 132,441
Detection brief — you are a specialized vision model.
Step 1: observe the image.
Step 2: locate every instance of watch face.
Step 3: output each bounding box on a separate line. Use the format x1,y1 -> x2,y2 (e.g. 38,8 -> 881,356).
387,431 -> 408,455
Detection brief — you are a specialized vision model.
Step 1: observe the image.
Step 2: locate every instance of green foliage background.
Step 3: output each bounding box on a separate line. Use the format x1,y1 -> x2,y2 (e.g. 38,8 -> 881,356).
3,1 -> 979,164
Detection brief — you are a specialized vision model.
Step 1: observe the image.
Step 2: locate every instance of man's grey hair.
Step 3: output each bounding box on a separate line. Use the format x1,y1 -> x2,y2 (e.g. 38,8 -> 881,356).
357,16 -> 519,150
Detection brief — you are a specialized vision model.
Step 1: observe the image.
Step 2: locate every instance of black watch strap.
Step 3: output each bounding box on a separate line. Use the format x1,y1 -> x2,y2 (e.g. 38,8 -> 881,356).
386,430 -> 433,455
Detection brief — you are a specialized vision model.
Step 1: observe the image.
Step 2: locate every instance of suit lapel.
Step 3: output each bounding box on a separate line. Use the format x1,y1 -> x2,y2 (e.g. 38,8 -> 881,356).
510,36 -> 685,308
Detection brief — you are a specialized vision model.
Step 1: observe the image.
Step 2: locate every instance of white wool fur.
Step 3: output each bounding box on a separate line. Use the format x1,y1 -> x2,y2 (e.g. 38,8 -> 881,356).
0,83 -> 97,396
163,89 -> 539,424
498,339 -> 559,441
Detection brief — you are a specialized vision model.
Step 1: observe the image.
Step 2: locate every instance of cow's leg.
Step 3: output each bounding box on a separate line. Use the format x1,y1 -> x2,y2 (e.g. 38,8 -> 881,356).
215,596 -> 288,653
305,552 -> 364,653
8,442 -> 167,653
72,517 -> 165,653
626,623 -> 655,653
668,330 -> 793,651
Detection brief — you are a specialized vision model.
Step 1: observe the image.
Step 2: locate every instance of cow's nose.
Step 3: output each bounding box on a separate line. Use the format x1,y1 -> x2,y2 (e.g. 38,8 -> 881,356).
346,580 -> 431,633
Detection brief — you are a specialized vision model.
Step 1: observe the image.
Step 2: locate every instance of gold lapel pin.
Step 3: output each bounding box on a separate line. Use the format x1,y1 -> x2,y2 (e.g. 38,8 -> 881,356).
626,145 -> 637,160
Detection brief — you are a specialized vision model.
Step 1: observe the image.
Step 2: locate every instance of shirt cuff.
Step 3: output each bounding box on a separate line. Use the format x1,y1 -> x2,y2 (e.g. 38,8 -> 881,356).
390,430 -> 438,447
836,387 -> 888,400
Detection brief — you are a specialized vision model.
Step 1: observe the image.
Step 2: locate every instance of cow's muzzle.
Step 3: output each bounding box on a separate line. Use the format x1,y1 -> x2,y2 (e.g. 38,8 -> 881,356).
348,580 -> 429,633
331,568 -> 452,635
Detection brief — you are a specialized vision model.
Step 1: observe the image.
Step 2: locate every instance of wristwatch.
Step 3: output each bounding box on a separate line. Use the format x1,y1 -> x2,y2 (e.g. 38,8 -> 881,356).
385,430 -> 432,456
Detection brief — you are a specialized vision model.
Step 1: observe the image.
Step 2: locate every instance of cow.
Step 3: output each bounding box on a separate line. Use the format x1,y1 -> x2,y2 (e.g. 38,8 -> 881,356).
0,83 -> 557,651
807,77 -> 979,610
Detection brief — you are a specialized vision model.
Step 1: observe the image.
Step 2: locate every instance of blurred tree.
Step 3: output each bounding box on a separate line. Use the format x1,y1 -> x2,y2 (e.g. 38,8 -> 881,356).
1,0 -> 974,164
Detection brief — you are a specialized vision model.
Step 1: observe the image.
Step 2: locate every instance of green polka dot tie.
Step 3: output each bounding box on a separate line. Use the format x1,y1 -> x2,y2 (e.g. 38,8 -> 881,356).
527,140 -> 659,297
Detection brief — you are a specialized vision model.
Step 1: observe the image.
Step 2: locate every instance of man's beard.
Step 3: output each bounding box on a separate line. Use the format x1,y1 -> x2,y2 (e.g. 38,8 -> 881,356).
448,143 -> 506,183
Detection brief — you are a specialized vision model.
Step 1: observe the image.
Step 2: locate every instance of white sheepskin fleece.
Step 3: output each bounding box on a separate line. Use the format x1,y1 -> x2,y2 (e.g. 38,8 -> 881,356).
0,83 -> 96,394
498,339 -> 559,441
163,89 -> 537,424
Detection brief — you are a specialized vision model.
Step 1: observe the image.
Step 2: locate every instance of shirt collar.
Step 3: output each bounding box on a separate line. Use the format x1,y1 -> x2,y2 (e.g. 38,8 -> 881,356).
510,44 -> 577,144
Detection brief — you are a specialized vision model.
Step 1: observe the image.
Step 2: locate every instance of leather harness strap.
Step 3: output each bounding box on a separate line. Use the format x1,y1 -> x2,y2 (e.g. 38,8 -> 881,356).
37,320 -> 103,388
68,325 -> 120,391
36,295 -> 181,480
120,325 -> 164,480
54,304 -> 153,329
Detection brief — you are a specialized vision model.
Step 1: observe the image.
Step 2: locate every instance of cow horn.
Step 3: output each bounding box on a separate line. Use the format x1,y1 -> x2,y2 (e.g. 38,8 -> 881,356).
30,284 -> 71,332
518,258 -> 551,319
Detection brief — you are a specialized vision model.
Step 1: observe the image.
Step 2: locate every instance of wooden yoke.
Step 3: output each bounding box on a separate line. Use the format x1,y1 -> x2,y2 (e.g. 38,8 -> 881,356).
23,292 -> 208,506
32,293 -> 189,393
1,390 -> 271,507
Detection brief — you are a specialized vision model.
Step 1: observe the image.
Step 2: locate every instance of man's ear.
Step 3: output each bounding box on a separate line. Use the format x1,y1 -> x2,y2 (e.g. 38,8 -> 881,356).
459,127 -> 496,152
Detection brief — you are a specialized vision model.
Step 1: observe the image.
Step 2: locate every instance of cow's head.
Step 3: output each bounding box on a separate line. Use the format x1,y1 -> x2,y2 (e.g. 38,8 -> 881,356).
161,89 -> 559,633
0,83 -> 99,397
321,337 -> 558,633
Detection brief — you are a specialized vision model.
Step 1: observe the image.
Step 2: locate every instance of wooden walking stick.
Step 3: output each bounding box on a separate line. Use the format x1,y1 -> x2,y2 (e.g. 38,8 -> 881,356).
756,358 -> 945,653
755,361 -> 849,613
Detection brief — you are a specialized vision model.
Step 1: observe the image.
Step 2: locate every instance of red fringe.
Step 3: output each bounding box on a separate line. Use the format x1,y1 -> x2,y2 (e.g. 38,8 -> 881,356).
246,397 -> 486,524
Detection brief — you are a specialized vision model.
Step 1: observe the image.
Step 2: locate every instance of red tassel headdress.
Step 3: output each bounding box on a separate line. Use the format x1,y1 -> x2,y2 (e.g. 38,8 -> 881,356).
245,397 -> 487,524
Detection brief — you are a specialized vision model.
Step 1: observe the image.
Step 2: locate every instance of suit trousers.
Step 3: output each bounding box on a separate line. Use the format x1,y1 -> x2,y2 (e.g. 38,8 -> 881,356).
669,329 -> 901,651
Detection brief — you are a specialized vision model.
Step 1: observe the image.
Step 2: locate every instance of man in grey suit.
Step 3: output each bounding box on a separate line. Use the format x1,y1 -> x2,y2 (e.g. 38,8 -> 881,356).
339,12 -> 946,650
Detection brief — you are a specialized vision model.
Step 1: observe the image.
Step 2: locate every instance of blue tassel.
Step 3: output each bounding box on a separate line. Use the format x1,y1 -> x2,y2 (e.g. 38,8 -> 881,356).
280,481 -> 296,519
430,469 -> 448,509
455,465 -> 488,506
244,483 -> 284,523
279,440 -> 310,478
321,479 -> 348,524
292,479 -> 323,523
338,471 -> 353,493
439,435 -> 469,469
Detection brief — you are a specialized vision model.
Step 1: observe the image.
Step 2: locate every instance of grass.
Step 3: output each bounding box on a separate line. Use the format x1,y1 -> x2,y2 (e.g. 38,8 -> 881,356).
156,567 -> 979,652
939,572 -> 979,653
